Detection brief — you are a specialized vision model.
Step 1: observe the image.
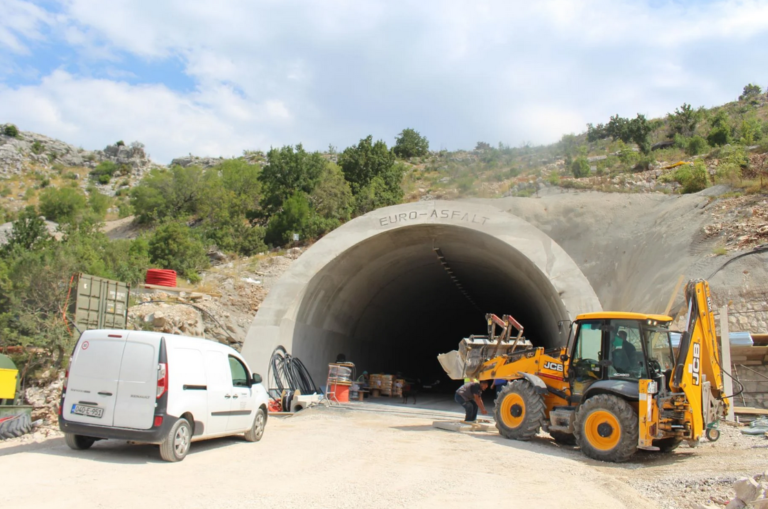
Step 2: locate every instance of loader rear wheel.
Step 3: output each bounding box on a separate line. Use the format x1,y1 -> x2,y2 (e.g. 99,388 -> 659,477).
575,394 -> 638,463
494,380 -> 544,441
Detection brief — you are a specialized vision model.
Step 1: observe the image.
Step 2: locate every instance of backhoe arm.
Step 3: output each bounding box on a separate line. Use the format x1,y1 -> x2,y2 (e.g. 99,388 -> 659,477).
672,280 -> 729,438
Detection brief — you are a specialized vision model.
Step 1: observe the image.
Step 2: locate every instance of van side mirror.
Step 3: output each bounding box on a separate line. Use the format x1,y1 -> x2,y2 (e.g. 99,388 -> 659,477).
252,373 -> 262,384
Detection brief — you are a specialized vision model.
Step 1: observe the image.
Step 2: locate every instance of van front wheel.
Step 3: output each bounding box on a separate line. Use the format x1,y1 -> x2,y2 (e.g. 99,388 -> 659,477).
159,418 -> 192,462
244,407 -> 266,442
65,433 -> 95,450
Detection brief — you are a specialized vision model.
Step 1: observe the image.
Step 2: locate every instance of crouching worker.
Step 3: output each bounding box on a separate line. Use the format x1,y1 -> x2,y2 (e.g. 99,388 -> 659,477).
454,380 -> 489,422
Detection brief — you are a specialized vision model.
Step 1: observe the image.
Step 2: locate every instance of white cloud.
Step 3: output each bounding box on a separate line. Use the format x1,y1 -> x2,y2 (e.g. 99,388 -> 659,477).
1,0 -> 767,162
0,0 -> 52,54
0,70 -> 293,162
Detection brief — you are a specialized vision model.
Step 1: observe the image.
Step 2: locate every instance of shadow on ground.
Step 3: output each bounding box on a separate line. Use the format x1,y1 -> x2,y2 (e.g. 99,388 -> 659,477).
0,434 -> 247,464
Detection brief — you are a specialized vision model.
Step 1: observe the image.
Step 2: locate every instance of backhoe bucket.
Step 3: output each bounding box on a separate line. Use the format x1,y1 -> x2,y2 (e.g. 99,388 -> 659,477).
437,350 -> 466,380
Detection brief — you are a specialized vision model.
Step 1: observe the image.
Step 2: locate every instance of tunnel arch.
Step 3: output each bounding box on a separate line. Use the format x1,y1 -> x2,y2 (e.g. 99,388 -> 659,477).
241,201 -> 602,384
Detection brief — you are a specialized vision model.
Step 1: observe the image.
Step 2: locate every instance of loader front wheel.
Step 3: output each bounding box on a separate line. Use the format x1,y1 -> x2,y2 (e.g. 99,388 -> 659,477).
575,394 -> 638,463
494,380 -> 545,441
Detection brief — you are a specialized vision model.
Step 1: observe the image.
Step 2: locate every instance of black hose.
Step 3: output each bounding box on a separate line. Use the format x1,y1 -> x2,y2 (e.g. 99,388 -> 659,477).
707,243 -> 768,279
267,345 -> 320,399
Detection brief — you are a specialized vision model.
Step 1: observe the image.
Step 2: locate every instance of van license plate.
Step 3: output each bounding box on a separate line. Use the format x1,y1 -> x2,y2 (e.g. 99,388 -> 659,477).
71,404 -> 104,418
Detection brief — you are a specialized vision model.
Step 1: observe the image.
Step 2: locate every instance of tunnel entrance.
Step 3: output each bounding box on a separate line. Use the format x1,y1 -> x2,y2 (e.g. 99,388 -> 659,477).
242,200 -> 602,394
292,224 -> 568,386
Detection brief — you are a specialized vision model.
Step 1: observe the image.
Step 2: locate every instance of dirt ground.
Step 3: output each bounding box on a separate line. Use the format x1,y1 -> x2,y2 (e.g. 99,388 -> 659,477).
1,403 -> 765,509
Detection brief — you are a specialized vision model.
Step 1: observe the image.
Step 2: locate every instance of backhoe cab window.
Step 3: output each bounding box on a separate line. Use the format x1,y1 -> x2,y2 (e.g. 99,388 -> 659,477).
572,321 -> 602,380
607,321 -> 647,380
644,329 -> 675,374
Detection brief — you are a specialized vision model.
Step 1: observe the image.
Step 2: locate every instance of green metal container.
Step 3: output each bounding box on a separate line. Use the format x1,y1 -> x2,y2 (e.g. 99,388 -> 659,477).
72,273 -> 131,331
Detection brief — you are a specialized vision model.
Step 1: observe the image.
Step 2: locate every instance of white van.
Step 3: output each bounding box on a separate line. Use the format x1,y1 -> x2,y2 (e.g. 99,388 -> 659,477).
59,330 -> 270,462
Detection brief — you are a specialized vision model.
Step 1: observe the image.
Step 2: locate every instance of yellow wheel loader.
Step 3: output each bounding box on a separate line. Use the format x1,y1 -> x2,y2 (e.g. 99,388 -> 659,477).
439,280 -> 730,462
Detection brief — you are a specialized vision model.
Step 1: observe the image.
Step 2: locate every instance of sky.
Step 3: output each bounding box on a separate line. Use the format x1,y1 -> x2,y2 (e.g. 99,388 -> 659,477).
0,0 -> 767,163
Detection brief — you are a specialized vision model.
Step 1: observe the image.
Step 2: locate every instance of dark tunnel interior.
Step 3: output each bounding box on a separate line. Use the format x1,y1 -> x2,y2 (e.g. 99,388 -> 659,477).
292,225 -> 571,390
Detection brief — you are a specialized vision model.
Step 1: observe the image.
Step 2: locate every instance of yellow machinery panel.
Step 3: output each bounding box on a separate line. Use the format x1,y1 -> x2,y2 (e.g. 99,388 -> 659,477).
0,368 -> 18,400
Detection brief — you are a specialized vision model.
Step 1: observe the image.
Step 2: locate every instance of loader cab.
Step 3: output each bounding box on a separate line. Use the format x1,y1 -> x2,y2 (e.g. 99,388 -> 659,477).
568,313 -> 675,397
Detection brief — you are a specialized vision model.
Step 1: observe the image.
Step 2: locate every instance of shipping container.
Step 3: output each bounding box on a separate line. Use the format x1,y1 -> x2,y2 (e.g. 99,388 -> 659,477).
72,274 -> 131,331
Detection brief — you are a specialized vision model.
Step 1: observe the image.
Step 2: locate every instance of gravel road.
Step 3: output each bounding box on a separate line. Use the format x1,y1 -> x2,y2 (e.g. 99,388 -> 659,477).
1,405 -> 655,509
1,405 -> 764,509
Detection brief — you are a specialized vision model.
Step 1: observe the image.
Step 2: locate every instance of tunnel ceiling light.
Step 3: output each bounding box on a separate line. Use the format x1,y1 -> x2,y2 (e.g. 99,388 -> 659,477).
433,246 -> 482,312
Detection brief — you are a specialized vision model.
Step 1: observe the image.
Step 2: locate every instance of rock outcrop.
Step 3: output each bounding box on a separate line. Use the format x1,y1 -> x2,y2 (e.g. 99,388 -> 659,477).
170,155 -> 226,169
0,124 -> 157,177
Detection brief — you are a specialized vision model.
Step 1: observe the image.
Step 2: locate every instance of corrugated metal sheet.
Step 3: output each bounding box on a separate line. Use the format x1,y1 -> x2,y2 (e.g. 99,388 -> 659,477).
72,274 -> 130,331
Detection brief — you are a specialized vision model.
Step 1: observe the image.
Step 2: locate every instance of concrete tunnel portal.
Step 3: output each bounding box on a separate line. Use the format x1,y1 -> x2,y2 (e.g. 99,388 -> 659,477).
241,201 -> 602,393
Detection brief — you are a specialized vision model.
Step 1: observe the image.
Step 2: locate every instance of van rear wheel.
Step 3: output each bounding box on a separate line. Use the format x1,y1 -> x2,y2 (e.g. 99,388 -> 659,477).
65,433 -> 95,450
159,418 -> 191,462
244,407 -> 266,442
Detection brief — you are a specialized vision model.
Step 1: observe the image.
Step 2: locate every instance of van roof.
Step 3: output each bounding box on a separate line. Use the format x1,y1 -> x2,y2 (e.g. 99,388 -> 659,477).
81,330 -> 241,355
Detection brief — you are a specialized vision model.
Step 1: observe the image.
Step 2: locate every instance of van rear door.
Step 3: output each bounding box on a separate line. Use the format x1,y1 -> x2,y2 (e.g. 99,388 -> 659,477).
63,332 -> 126,426
112,333 -> 160,430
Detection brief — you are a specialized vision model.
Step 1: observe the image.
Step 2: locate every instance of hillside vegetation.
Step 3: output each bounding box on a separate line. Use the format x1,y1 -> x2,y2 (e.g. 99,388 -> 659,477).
1,85 -> 767,369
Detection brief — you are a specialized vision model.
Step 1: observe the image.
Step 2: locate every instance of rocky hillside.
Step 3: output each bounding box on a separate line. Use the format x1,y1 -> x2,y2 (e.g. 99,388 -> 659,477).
0,124 -> 160,216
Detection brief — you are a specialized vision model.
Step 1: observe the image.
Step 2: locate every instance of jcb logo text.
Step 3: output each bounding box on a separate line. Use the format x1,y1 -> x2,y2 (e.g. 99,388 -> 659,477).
543,361 -> 563,372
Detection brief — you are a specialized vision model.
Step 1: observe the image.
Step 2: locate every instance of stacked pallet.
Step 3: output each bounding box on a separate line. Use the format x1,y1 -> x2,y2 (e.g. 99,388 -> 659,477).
392,379 -> 406,397
369,374 -> 383,392
731,345 -> 768,366
380,375 -> 395,396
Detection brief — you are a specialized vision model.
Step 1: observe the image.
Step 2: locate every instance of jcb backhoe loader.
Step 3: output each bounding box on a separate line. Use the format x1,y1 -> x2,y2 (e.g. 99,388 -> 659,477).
439,279 -> 730,462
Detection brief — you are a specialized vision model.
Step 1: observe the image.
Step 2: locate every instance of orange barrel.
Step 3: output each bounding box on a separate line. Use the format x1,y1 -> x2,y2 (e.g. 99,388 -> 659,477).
329,383 -> 350,402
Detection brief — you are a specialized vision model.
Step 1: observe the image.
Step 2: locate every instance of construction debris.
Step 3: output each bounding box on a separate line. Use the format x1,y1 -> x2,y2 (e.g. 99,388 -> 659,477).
741,416 -> 768,435
433,420 -> 496,433
703,196 -> 768,252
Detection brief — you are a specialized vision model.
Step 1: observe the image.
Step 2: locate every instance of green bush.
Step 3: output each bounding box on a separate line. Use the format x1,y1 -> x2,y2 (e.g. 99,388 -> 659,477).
265,192 -> 311,246
0,186 -> 11,197
739,117 -> 763,145
308,163 -> 353,223
87,187 -> 111,219
39,187 -> 88,223
707,110 -> 732,147
570,156 -> 590,178
259,145 -> 324,216
739,83 -> 762,102
147,222 -> 209,283
117,200 -> 133,218
686,136 -> 708,156
393,128 -> 430,159
3,124 -> 19,138
90,161 -> 118,184
130,166 -> 205,224
30,141 -> 44,155
617,142 -> 638,167
667,103 -> 701,138
338,136 -> 404,214
672,160 -> 709,194
2,206 -> 52,253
